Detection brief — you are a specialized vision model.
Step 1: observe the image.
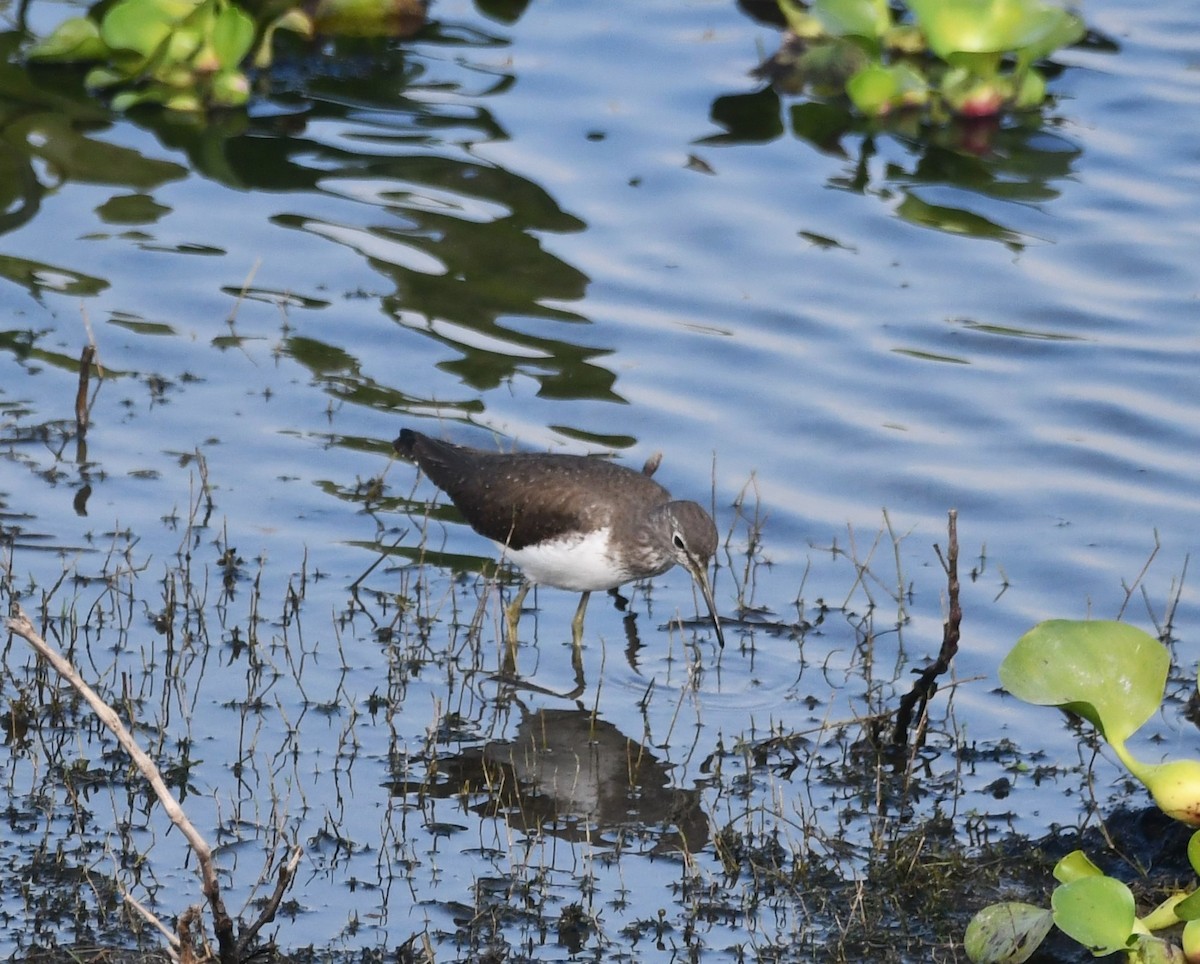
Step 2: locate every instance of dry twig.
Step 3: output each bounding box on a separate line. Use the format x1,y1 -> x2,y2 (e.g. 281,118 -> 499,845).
6,606 -> 302,963
892,510 -> 961,746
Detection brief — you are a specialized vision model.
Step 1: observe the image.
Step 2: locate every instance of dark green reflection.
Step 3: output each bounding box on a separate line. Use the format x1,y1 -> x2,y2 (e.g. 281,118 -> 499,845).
705,69 -> 1082,246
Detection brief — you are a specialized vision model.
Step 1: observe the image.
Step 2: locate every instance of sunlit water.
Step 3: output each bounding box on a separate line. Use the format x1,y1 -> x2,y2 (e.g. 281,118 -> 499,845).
1,0 -> 1198,956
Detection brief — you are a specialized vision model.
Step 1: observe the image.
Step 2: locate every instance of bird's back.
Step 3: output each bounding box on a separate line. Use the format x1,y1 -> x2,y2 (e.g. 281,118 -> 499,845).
395,429 -> 672,551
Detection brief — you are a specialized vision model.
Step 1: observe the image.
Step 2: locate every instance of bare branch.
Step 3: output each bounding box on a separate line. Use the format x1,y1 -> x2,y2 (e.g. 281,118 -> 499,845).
6,606 -> 237,962
892,510 -> 961,746
237,845 -> 303,955
124,890 -> 184,960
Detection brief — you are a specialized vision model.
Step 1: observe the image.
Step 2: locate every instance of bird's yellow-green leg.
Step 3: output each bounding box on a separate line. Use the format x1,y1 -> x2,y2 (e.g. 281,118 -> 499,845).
505,582 -> 530,648
570,591 -> 591,648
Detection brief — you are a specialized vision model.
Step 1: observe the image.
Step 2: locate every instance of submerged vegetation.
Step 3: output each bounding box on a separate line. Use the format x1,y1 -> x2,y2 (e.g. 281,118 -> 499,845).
1,407 -> 1195,963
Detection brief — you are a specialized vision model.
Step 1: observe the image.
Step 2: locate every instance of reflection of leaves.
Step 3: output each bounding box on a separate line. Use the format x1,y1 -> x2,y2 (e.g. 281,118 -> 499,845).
0,255 -> 109,298
284,333 -> 485,417
269,146 -> 604,397
895,193 -> 1022,246
701,88 -> 785,145
287,335 -> 358,375
894,126 -> 1079,202
957,318 -> 1082,342
5,113 -> 187,187
0,138 -> 40,233
773,110 -> 1081,244
95,192 -> 172,225
0,50 -> 186,244
0,327 -> 130,375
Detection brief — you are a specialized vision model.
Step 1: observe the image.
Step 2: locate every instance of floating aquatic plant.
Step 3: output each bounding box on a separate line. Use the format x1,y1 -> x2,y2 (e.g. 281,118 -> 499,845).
967,620 -> 1200,963
24,0 -> 425,112
762,0 -> 1085,122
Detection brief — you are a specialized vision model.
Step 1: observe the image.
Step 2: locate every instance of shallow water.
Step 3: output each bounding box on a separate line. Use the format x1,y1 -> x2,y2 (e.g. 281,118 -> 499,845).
1,0 -> 1198,956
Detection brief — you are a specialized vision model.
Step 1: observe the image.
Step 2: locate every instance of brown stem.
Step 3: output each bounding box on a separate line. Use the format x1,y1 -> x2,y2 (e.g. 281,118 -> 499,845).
892,509 -> 961,746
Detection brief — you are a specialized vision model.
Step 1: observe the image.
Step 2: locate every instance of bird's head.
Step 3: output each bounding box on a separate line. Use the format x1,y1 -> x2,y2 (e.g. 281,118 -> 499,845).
661,500 -> 724,648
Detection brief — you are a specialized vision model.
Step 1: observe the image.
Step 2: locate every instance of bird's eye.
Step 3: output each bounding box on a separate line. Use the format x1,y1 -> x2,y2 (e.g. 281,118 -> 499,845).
673,533 -> 686,550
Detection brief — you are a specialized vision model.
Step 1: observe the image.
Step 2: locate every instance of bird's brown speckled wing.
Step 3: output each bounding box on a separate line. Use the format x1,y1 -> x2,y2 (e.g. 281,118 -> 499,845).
395,430 -> 671,550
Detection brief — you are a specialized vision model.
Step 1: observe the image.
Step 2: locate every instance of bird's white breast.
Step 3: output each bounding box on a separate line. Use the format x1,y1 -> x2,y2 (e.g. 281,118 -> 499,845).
502,527 -> 628,592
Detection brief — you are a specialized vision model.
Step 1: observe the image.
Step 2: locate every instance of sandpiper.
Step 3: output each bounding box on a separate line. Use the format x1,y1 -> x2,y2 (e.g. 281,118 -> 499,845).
394,428 -> 724,648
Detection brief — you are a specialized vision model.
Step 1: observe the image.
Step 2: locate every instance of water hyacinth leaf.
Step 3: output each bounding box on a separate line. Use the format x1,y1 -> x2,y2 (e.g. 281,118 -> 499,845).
101,0 -> 179,56
212,6 -> 255,68
209,68 -> 250,106
154,63 -> 199,89
1053,850 -> 1102,884
1188,831 -> 1200,878
776,0 -> 824,38
164,26 -> 203,64
1012,68 -> 1046,109
812,0 -> 890,40
1051,876 -> 1136,955
846,64 -> 896,115
907,0 -> 1011,56
1139,892 -> 1191,931
847,62 -> 926,116
1171,888 -> 1200,922
26,17 -> 109,62
254,9 -> 314,67
964,902 -> 1053,964
1184,918 -> 1200,958
110,89 -> 162,111
164,91 -> 204,111
908,0 -> 1066,58
85,64 -> 131,89
999,621 -> 1169,745
1010,6 -> 1084,65
1129,759 -> 1200,826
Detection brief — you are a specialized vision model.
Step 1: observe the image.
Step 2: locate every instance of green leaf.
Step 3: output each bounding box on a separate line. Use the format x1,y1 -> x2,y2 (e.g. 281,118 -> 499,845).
85,64 -> 134,89
1141,891 -> 1190,930
1051,877 -> 1137,955
1188,831 -> 1200,878
1132,759 -> 1200,826
776,0 -> 825,38
812,0 -> 891,40
846,64 -> 896,116
110,88 -> 160,111
909,0 -> 1081,61
164,26 -> 203,63
254,9 -> 313,68
1012,67 -> 1046,109
1053,850 -> 1102,884
1011,8 -> 1085,65
847,61 -> 927,114
209,68 -> 250,106
211,5 -> 255,69
163,90 -> 204,111
964,902 -> 1053,963
1167,888 -> 1200,923
26,17 -> 110,63
999,620 -> 1169,745
1184,918 -> 1200,959
101,0 -> 177,56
